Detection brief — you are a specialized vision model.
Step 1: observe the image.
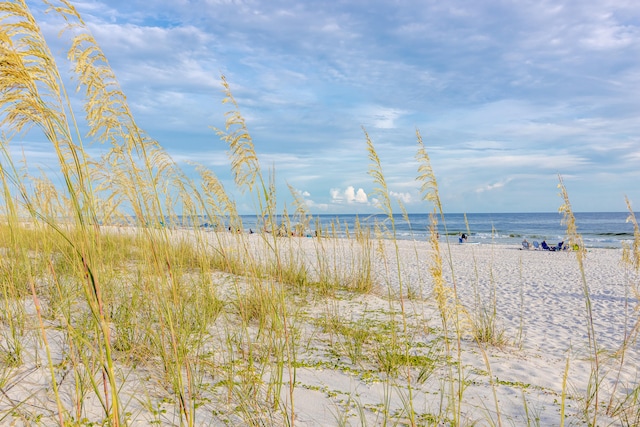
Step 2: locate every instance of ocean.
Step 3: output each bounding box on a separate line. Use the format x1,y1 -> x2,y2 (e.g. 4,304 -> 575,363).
233,212 -> 638,249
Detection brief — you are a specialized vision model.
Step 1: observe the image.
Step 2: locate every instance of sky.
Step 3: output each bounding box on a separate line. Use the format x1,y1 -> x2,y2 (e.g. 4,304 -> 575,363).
18,0 -> 640,214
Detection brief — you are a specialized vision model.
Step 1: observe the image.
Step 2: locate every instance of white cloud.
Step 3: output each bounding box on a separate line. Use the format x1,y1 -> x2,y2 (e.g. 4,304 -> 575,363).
475,178 -> 513,194
389,191 -> 413,204
330,186 -> 369,204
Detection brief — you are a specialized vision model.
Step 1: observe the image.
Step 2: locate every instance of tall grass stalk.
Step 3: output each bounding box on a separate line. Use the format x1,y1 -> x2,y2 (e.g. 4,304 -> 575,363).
415,129 -> 466,424
558,174 -> 599,425
560,348 -> 571,427
216,76 -> 299,425
364,127 -> 415,426
620,197 -> 640,344
606,197 -> 640,420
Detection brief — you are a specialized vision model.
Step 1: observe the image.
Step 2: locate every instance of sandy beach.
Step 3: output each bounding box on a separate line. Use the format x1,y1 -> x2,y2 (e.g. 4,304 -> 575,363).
1,230 -> 638,426
235,234 -> 639,425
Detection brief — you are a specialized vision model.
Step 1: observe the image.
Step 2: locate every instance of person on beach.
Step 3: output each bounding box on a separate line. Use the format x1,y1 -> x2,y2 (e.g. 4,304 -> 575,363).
459,232 -> 468,243
541,240 -> 551,250
522,238 -> 530,250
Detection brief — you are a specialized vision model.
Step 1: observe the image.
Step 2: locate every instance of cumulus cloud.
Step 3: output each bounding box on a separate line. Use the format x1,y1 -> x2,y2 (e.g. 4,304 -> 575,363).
330,186 -> 369,204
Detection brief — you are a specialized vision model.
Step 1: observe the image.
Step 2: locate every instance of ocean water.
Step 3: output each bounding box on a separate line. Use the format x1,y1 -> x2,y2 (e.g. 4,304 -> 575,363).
232,212 -> 637,249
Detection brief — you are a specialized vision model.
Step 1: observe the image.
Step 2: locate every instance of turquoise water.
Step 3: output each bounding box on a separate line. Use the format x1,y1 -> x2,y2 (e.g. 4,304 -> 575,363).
233,212 -> 637,248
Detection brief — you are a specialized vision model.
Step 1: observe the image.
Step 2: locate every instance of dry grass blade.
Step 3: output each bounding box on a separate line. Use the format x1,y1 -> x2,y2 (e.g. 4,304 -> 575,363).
363,127 -> 392,219
415,130 -> 442,211
363,127 -> 420,425
216,75 -> 262,194
415,129 -> 462,325
0,2 -> 63,137
58,4 -> 195,227
558,174 -> 600,426
415,129 -> 471,425
196,163 -> 241,228
58,0 -> 142,150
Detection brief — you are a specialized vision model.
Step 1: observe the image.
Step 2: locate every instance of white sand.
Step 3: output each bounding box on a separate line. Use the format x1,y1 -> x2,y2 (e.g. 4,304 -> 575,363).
1,231 -> 638,426
233,235 -> 640,426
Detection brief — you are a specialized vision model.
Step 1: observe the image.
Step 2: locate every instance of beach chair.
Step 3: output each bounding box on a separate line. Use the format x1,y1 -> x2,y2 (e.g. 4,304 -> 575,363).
541,241 -> 551,250
521,241 -> 530,250
532,241 -> 540,250
555,241 -> 564,251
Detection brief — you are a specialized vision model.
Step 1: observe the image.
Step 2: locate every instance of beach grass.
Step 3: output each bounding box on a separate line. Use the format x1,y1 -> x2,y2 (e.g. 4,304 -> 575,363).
1,2 -> 640,426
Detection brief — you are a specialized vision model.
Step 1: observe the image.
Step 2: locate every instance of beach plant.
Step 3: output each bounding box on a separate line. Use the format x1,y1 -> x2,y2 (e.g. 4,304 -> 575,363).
308,216 -> 374,296
216,76 -> 305,425
559,347 -> 572,427
469,249 -> 507,348
415,129 -> 471,425
459,231 -> 504,426
0,200 -> 29,368
317,305 -> 372,367
351,216 -> 374,293
558,174 -> 601,426
1,3 -> 123,424
620,197 -> 640,345
0,2 -> 227,424
605,197 -> 640,423
364,127 -> 417,425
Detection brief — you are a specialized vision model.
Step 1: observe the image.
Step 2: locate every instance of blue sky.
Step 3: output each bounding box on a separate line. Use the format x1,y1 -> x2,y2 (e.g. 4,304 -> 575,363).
23,0 -> 640,214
